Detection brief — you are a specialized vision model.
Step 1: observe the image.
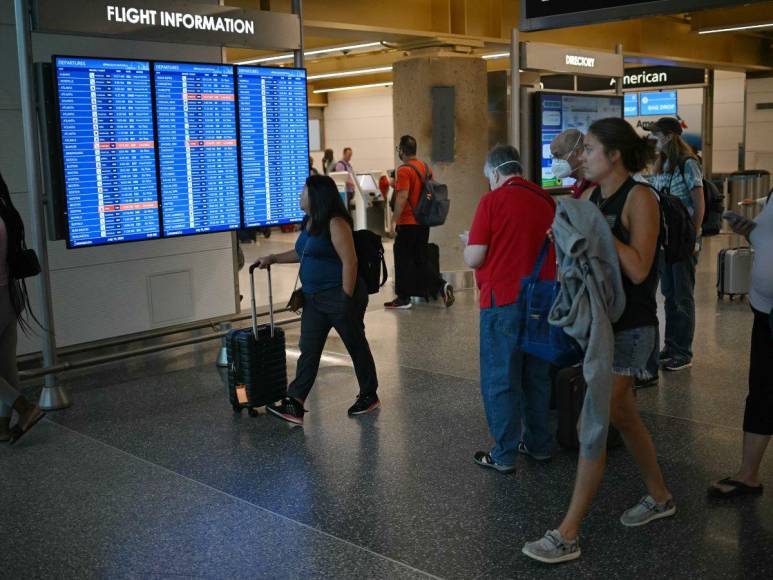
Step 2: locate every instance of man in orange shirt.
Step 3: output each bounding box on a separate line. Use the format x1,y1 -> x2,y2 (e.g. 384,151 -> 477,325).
385,135 -> 454,309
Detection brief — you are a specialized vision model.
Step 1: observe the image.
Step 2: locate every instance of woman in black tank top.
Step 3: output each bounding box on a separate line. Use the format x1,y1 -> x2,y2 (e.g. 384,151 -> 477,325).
589,178 -> 660,332
524,119 -> 674,565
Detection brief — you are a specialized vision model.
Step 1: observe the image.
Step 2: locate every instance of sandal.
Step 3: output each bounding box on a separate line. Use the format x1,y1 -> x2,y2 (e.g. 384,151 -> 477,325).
708,477 -> 764,499
9,406 -> 46,445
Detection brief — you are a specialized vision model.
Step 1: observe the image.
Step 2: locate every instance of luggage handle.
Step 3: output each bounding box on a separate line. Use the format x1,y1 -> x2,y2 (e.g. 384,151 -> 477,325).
248,263 -> 275,338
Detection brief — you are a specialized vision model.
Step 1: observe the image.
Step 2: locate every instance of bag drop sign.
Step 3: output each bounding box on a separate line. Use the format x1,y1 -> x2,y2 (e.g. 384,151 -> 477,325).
106,5 -> 256,34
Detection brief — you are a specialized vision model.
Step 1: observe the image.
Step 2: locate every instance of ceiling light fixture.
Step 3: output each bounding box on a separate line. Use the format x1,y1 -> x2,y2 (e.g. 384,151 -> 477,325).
698,22 -> 773,34
313,82 -> 394,94
481,52 -> 510,60
308,66 -> 393,81
236,42 -> 384,65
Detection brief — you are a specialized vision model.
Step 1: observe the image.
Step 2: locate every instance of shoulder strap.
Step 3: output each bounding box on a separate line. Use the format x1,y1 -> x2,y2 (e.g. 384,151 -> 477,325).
528,238 -> 551,280
511,179 -> 556,211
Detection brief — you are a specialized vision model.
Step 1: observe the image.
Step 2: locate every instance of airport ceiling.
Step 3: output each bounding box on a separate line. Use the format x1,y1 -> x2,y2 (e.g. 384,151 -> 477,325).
224,0 -> 773,95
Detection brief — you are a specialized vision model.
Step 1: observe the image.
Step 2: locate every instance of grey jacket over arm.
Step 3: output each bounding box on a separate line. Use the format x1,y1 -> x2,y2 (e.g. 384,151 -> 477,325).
549,198 -> 627,459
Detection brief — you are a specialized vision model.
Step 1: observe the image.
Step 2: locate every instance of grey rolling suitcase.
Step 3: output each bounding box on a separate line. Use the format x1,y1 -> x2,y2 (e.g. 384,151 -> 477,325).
717,247 -> 754,300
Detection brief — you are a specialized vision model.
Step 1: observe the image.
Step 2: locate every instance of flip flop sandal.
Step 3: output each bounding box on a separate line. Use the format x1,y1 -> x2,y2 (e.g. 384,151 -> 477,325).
708,477 -> 764,499
9,409 -> 46,445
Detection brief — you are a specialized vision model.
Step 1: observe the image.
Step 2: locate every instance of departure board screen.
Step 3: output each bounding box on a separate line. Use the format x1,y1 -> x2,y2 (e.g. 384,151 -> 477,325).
54,57 -> 160,248
154,62 -> 241,237
236,66 -> 308,228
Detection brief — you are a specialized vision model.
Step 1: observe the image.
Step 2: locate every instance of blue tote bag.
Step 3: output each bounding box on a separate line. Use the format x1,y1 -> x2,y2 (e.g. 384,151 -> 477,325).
517,239 -> 582,367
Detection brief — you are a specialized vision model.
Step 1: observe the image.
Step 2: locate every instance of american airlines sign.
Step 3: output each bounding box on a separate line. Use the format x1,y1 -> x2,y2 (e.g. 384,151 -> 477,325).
623,66 -> 706,89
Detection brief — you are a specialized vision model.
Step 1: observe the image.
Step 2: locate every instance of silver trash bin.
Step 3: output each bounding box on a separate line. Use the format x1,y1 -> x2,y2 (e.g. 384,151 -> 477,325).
727,170 -> 771,212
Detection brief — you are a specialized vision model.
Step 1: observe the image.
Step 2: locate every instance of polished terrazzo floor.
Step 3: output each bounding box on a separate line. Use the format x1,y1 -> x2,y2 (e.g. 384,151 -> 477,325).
2,233 -> 772,579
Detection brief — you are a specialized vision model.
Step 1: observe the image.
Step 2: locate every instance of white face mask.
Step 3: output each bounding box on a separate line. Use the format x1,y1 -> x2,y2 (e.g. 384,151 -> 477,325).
551,158 -> 573,179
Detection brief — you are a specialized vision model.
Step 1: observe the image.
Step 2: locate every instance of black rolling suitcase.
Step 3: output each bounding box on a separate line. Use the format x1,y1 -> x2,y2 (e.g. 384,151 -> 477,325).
555,366 -> 623,451
227,265 -> 287,416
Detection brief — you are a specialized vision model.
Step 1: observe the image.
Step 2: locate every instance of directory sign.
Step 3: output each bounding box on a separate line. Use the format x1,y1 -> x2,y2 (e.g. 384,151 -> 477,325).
624,93 -> 639,117
639,91 -> 677,116
236,66 -> 308,228
55,57 -> 160,247
535,92 -> 622,189
154,62 -> 241,237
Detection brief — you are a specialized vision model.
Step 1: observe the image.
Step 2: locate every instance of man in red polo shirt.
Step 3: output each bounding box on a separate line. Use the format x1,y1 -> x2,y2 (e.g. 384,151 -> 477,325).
464,144 -> 557,473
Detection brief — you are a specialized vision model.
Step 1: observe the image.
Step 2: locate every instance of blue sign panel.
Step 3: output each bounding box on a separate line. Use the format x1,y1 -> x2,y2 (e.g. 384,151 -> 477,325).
624,93 -> 639,117
236,66 -> 308,228
154,62 -> 241,237
639,91 -> 677,116
55,57 -> 160,247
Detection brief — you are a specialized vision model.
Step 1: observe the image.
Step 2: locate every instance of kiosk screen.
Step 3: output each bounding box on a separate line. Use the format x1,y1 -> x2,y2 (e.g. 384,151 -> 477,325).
535,92 -> 623,189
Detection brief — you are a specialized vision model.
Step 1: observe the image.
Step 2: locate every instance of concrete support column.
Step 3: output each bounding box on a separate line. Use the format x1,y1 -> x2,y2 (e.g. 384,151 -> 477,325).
392,54 -> 488,271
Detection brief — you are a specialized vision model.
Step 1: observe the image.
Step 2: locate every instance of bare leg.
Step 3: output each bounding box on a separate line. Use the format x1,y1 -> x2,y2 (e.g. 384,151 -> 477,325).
558,450 -> 607,541
713,432 -> 770,490
557,373 -> 672,540
610,374 -> 671,503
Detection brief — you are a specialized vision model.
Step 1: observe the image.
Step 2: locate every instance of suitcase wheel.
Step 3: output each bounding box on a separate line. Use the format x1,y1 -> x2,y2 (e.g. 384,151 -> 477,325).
232,403 -> 242,414
248,407 -> 259,417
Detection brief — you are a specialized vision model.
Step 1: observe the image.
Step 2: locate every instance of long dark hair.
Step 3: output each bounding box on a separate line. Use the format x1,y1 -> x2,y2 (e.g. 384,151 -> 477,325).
0,172 -> 37,333
305,174 -> 352,236
588,117 -> 656,174
655,133 -> 698,175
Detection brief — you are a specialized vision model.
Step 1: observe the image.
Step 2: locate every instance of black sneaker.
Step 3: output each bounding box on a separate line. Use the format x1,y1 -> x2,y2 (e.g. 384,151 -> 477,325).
662,358 -> 692,372
347,394 -> 380,416
267,397 -> 305,425
635,374 -> 659,389
384,298 -> 412,310
474,451 -> 516,474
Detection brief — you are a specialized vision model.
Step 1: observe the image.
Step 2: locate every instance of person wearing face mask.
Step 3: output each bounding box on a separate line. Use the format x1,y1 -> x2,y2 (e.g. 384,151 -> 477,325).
550,129 -> 594,199
384,135 -> 454,310
645,117 -> 705,379
464,144 -> 557,473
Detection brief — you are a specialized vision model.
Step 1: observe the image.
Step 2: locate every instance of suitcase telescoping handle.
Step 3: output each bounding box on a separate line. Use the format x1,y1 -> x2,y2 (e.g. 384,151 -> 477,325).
248,263 -> 275,338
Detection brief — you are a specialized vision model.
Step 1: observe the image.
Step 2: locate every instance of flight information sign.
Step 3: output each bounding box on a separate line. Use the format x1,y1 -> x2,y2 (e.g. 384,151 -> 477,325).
236,66 -> 308,228
55,57 -> 160,247
154,62 -> 241,237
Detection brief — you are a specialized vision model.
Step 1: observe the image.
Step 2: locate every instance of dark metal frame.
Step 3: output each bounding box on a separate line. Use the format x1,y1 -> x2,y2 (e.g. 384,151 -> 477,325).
520,0 -> 766,32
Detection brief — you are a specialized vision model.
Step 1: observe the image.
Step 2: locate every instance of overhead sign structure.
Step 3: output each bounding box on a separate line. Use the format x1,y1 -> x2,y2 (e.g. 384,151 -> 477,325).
521,42 -> 624,78
33,0 -> 301,50
520,0 -> 765,32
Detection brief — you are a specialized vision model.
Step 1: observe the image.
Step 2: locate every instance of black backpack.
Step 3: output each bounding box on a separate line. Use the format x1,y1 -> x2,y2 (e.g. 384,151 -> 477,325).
651,175 -> 696,265
676,157 -> 725,237
401,162 -> 450,227
353,230 -> 388,294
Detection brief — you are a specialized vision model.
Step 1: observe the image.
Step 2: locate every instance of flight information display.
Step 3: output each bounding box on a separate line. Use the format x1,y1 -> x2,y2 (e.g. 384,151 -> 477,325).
55,57 -> 160,247
154,62 -> 241,237
236,66 -> 308,228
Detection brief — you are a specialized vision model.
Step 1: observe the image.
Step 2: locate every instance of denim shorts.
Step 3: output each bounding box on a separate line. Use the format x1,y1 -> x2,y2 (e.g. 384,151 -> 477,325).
613,326 -> 656,380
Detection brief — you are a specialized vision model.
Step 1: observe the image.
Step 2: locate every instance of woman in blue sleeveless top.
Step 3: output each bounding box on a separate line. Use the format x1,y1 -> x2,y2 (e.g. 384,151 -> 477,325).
254,175 -> 379,425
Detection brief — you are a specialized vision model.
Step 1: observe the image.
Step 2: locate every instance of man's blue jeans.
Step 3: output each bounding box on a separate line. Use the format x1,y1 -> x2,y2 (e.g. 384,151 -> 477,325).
480,300 -> 553,466
646,251 -> 698,375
